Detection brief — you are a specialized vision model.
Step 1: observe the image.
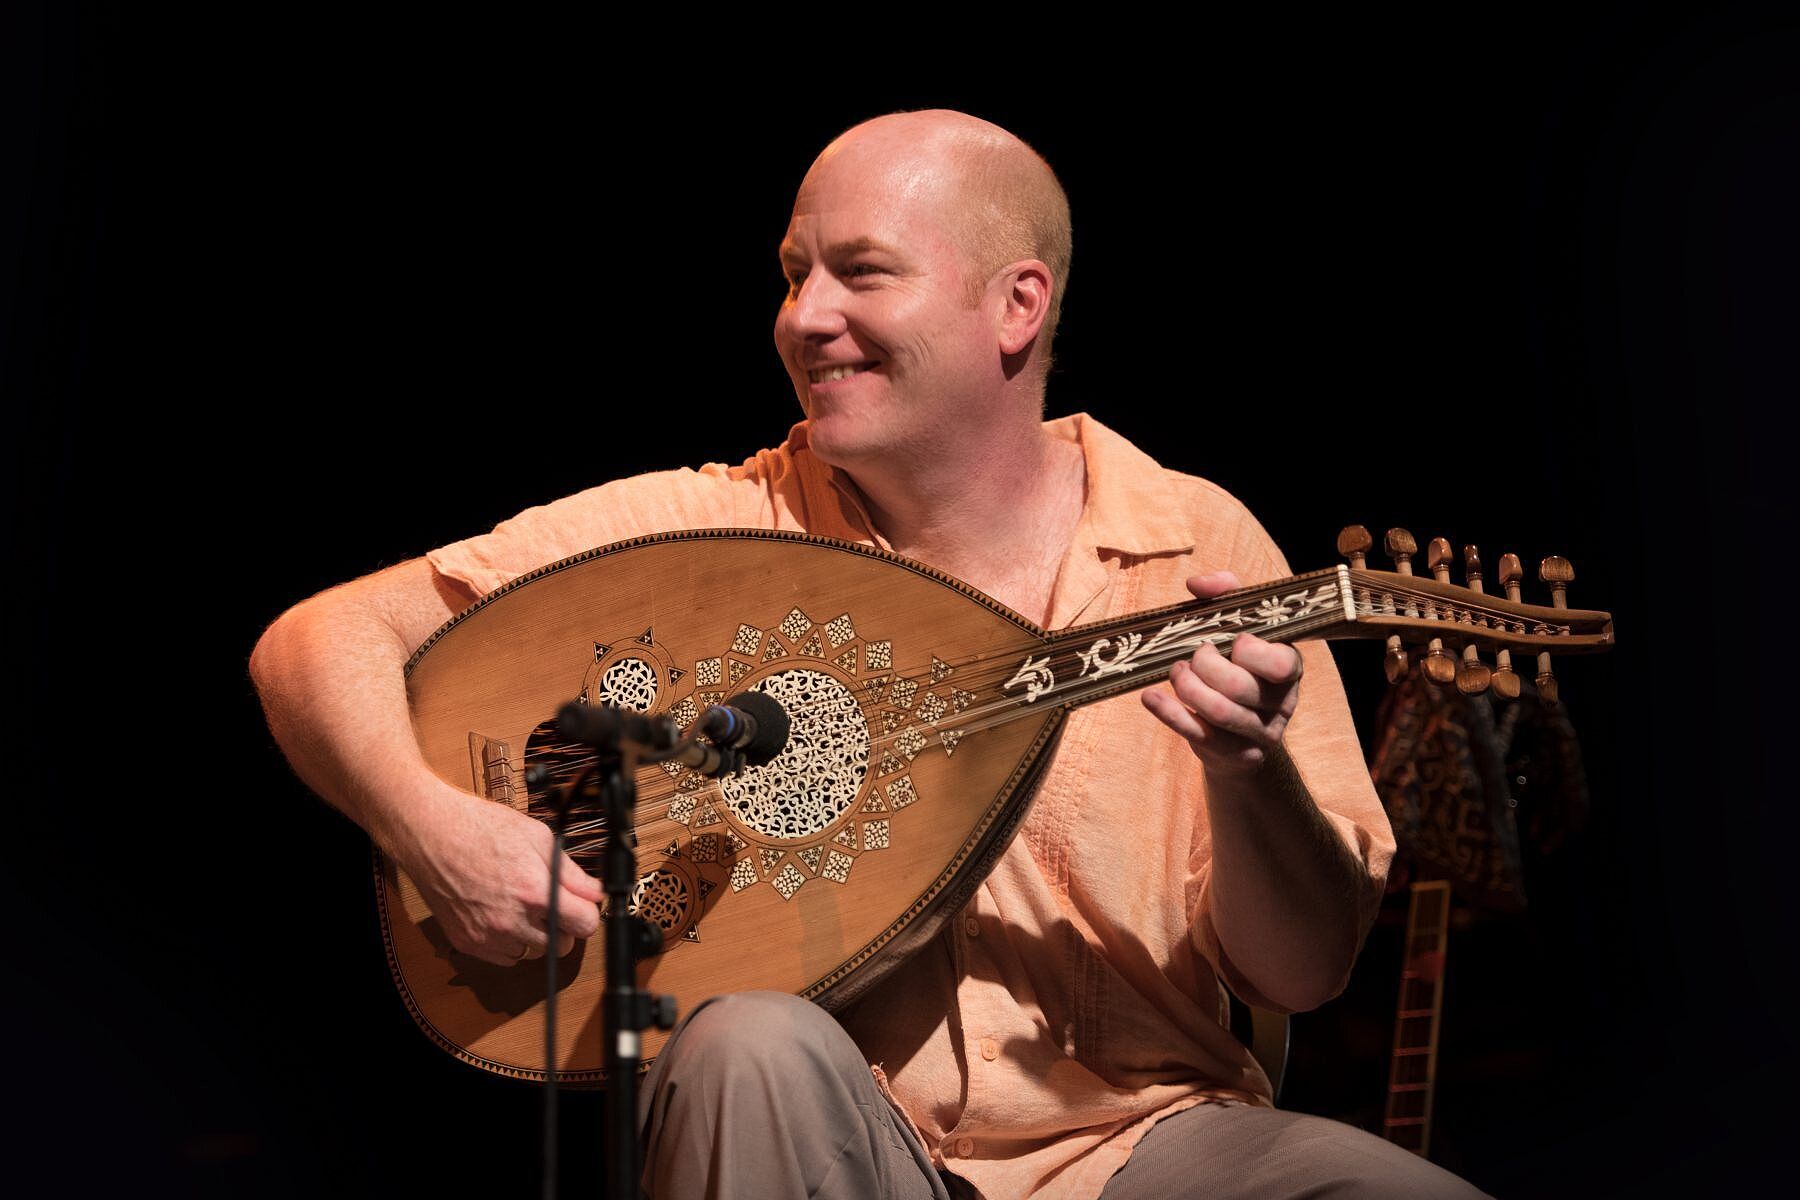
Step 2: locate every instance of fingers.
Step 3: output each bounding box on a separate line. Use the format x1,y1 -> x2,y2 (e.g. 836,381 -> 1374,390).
1184,569 -> 1243,601
559,853 -> 605,903
1228,632 -> 1304,687
1141,686 -> 1258,757
1170,659 -> 1269,742
556,883 -> 603,941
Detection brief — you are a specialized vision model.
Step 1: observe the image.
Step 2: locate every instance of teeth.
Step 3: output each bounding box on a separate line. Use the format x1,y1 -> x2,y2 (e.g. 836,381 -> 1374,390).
809,364 -> 868,384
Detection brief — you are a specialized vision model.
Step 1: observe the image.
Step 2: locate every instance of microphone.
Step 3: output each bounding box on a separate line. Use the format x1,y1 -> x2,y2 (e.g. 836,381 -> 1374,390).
673,690 -> 792,775
554,691 -> 790,777
698,691 -> 790,764
556,701 -> 673,753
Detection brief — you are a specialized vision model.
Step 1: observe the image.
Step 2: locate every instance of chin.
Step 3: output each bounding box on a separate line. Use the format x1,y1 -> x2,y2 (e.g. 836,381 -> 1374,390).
802,410 -> 891,470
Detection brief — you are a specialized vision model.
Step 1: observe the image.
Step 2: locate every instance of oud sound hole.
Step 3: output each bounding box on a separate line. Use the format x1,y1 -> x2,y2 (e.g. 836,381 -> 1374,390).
719,667 -> 870,840
629,868 -> 691,932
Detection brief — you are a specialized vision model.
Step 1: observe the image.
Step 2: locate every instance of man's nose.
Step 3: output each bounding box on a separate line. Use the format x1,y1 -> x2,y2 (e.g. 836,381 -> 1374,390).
783,272 -> 849,340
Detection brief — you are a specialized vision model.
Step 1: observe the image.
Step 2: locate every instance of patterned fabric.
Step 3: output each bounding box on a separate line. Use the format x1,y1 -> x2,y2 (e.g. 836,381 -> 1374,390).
428,414 -> 1395,1200
1368,672 -> 1590,912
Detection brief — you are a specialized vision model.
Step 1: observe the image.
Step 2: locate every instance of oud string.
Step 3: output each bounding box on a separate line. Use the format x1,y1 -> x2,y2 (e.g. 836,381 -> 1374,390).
533,572 -> 1589,852
550,608 -> 1349,850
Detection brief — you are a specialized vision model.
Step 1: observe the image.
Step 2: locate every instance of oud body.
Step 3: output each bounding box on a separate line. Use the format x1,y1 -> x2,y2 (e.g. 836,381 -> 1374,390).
388,530 -> 1065,1083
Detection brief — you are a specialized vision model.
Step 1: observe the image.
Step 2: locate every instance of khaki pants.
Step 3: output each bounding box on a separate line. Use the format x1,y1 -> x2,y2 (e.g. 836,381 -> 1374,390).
640,992 -> 1490,1199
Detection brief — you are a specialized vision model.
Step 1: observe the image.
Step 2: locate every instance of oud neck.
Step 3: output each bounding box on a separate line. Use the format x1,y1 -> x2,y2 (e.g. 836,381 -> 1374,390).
999,568 -> 1358,712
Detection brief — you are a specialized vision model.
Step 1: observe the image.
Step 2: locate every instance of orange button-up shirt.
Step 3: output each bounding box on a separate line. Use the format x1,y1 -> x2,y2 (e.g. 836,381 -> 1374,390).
428,413 -> 1394,1200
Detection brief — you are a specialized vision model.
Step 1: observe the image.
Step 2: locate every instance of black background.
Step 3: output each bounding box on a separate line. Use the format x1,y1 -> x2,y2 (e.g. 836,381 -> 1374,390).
6,5 -> 1798,1197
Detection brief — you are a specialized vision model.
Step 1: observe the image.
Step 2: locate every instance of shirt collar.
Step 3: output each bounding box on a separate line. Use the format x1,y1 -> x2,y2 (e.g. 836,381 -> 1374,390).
783,412 -> 1195,559
1049,412 -> 1195,558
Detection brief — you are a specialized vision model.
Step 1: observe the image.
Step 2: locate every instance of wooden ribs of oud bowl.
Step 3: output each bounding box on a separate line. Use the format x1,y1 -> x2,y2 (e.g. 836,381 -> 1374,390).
386,531 -> 1055,1080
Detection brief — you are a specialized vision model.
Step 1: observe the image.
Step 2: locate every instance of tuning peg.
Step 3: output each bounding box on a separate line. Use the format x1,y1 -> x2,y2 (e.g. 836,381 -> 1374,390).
1380,528 -> 1417,682
1337,525 -> 1373,623
1420,538 -> 1459,686
1535,555 -> 1574,704
1336,524 -> 1371,568
1489,553 -> 1524,699
1454,544 -> 1492,695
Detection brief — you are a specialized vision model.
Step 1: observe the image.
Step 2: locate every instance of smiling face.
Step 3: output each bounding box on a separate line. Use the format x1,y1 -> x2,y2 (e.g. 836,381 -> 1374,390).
774,133 -> 1006,469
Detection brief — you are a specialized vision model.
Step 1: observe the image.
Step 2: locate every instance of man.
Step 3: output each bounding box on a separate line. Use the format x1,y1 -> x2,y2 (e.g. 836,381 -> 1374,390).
252,110 -> 1485,1198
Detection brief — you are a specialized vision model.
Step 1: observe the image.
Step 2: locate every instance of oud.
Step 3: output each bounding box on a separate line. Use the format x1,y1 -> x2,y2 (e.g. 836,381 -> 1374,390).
385,526 -> 1611,1084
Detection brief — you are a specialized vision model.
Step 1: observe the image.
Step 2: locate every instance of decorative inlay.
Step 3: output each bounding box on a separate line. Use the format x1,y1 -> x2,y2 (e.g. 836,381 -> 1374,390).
889,679 -> 918,709
779,608 -> 812,643
630,869 -> 690,931
865,675 -> 890,701
798,846 -> 823,873
1005,654 -> 1055,703
941,729 -> 964,756
670,697 -> 699,729
731,624 -> 763,656
761,639 -> 789,664
696,657 -> 722,687
895,727 -> 926,760
683,926 -> 701,943
668,666 -> 686,684
826,614 -> 857,647
678,774 -> 704,795
699,689 -> 727,708
717,668 -> 871,840
771,863 -> 806,900
662,839 -> 679,857
951,688 -> 976,712
598,657 -> 658,711
661,758 -> 685,778
592,641 -> 611,660
691,833 -> 718,863
800,631 -> 824,657
728,658 -> 753,687
729,859 -> 758,892
881,710 -> 905,735
833,824 -> 859,850
833,648 -> 859,674
866,641 -> 892,670
1016,582 -> 1345,702
916,692 -> 947,725
667,795 -> 695,824
877,752 -> 902,776
931,656 -> 954,683
885,776 -> 917,808
759,847 -> 783,873
636,627 -> 655,646
863,820 -> 890,850
822,850 -> 853,883
862,792 -> 887,812
724,830 -> 747,856
693,804 -> 720,825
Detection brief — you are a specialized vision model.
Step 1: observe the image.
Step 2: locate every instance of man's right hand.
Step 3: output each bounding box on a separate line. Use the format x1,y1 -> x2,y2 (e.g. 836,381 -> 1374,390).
391,782 -> 604,967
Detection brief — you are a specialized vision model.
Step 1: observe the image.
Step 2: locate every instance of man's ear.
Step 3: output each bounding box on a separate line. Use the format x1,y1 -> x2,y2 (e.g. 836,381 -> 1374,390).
995,259 -> 1052,356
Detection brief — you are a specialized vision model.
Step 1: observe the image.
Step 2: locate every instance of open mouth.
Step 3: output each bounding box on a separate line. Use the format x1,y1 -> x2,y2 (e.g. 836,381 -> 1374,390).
807,362 -> 877,384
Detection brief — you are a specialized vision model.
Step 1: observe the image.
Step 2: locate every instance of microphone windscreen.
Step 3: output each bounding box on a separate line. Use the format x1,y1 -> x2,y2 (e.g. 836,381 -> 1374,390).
726,689 -> 791,766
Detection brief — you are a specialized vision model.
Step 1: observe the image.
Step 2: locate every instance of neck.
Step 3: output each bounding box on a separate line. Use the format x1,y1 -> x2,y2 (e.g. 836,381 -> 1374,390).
840,409 -> 1082,585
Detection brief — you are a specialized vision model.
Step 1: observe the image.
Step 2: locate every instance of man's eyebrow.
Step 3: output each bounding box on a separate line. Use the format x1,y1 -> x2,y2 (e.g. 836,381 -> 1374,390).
778,236 -> 902,266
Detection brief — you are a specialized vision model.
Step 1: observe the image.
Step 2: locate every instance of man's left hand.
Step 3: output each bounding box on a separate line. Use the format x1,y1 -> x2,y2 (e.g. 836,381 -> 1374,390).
1140,570 -> 1304,779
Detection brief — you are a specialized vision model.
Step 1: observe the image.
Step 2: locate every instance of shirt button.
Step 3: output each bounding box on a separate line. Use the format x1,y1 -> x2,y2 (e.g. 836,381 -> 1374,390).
979,1036 -> 999,1062
956,1137 -> 975,1157
963,915 -> 980,938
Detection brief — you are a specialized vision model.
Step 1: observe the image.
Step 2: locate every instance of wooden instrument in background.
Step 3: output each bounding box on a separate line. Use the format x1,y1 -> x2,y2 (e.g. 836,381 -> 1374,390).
384,526 -> 1612,1084
1382,880 -> 1454,1154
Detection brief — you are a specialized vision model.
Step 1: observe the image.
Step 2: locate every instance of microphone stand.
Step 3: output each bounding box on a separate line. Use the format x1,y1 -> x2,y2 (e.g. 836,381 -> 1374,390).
597,744 -> 678,1200
551,700 -> 764,1200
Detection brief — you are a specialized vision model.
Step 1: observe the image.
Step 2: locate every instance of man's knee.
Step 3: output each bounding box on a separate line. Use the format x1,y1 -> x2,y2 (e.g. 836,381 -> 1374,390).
652,990 -> 857,1094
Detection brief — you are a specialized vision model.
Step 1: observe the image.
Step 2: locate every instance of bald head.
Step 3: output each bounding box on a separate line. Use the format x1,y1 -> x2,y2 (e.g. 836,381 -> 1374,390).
807,110 -> 1073,346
